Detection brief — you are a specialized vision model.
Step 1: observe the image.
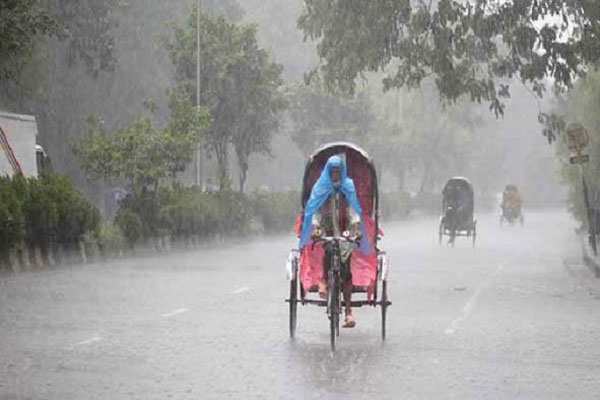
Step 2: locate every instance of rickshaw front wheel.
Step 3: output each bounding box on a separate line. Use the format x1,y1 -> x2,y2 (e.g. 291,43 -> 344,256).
329,289 -> 339,351
381,280 -> 388,341
289,277 -> 297,338
328,273 -> 340,351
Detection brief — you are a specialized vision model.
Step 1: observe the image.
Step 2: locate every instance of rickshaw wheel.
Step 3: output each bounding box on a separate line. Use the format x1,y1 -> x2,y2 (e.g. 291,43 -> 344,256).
438,224 -> 443,245
381,280 -> 388,341
289,277 -> 297,338
330,311 -> 338,351
329,286 -> 339,351
472,223 -> 477,247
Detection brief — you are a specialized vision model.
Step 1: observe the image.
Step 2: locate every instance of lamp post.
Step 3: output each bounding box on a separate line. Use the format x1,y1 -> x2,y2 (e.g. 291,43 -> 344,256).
565,123 -> 596,255
196,0 -> 203,188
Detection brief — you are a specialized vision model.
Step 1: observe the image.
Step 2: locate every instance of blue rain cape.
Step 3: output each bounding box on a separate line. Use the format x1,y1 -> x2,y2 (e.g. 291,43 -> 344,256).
299,155 -> 371,253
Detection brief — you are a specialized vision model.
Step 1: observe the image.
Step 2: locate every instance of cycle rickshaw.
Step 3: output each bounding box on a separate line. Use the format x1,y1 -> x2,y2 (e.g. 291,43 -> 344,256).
438,177 -> 477,246
285,142 -> 391,351
500,184 -> 524,226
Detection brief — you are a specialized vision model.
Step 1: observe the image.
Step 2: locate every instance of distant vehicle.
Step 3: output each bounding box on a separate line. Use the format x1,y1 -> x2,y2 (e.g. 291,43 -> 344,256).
0,111 -> 51,178
439,177 -> 477,247
500,184 -> 524,226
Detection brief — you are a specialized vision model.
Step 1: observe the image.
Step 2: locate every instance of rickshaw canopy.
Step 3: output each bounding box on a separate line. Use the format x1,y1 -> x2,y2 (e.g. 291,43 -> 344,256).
301,142 -> 378,218
442,176 -> 475,222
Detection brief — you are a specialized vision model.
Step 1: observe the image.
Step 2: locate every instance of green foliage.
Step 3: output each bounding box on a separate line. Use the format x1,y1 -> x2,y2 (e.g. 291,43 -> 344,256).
230,36 -> 286,192
112,186 -> 301,247
0,176 -> 24,256
203,0 -> 245,21
251,190 -> 300,232
57,173 -> 98,245
0,0 -> 61,80
74,98 -> 208,190
97,223 -> 126,257
21,175 -> 58,247
162,7 -> 285,190
298,0 -> 600,141
51,0 -> 118,76
0,173 -> 99,256
287,85 -> 373,155
114,207 -> 143,249
0,0 -> 118,82
560,68 -> 600,225
159,186 -> 218,240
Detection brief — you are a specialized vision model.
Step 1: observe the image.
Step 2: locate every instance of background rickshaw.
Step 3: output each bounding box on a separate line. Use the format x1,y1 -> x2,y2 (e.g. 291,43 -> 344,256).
500,184 -> 524,226
438,177 -> 477,246
285,142 -> 391,351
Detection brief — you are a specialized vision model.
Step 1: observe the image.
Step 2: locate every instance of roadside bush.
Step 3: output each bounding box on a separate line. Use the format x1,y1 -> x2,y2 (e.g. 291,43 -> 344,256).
251,190 -> 300,232
98,223 -> 126,257
212,190 -> 251,234
41,173 -> 100,249
111,187 -> 309,247
115,207 -> 143,249
0,176 -> 23,261
380,192 -> 411,220
0,173 -> 100,266
82,230 -> 100,260
24,176 -> 58,249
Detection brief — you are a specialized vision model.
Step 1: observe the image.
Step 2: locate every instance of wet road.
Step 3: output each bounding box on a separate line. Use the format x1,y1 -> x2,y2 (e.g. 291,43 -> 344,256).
2,210 -> 600,399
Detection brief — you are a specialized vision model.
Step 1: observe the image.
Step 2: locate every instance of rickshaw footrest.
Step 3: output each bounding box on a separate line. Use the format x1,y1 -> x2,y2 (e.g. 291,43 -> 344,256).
285,299 -> 392,308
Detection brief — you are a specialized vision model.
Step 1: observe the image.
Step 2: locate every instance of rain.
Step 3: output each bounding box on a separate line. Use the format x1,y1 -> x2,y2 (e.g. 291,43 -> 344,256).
1,0 -> 600,398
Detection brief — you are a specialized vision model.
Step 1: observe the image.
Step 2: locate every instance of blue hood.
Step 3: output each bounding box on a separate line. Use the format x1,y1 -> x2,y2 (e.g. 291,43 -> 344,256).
299,155 -> 371,252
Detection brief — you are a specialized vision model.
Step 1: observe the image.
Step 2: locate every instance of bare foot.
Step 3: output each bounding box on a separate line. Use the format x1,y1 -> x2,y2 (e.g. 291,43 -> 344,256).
343,314 -> 356,328
318,282 -> 328,299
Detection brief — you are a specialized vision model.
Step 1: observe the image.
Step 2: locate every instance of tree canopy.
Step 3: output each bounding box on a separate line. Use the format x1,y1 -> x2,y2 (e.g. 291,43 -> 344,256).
287,84 -> 373,155
162,8 -> 285,190
73,96 -> 207,191
298,0 -> 600,142
0,0 -> 61,80
0,0 -> 118,81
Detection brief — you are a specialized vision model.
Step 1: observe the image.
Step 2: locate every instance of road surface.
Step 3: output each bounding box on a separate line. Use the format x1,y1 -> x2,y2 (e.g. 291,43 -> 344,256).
1,210 -> 600,399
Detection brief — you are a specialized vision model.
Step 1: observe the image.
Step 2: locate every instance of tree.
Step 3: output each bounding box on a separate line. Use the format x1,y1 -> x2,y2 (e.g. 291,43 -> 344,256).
73,97 -> 208,191
0,0 -> 61,80
0,0 -> 117,82
162,8 -> 284,190
287,84 -> 374,155
298,0 -> 600,142
230,33 -> 285,192
559,68 -> 600,224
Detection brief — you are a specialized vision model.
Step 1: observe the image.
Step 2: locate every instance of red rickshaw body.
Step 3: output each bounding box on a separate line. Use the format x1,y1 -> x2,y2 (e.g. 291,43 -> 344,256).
294,142 -> 381,299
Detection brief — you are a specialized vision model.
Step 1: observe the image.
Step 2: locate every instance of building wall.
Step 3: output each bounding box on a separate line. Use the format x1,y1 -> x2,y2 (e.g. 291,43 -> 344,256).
0,111 -> 39,178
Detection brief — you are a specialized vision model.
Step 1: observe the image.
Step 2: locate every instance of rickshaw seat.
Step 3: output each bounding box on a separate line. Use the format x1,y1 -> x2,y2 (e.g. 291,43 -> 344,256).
296,215 -> 379,299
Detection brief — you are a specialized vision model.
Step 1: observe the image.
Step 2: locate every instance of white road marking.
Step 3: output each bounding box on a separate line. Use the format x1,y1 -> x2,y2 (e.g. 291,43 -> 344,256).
161,308 -> 189,317
445,263 -> 504,335
72,336 -> 102,347
230,286 -> 252,295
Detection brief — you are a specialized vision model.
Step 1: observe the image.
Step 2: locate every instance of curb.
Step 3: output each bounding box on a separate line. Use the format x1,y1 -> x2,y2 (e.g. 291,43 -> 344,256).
580,234 -> 600,278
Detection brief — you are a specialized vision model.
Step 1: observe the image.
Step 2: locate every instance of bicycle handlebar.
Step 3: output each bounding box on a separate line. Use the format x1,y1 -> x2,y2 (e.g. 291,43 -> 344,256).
311,235 -> 361,245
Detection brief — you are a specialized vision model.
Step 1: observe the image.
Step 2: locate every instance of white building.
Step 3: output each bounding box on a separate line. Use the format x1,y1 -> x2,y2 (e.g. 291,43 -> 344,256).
0,111 -> 40,178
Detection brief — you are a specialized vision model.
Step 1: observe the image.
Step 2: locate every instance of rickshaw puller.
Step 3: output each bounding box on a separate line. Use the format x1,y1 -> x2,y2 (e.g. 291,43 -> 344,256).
300,155 -> 368,328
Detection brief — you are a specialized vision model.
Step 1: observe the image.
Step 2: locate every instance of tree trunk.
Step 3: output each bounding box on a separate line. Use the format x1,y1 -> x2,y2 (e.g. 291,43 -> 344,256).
238,162 -> 248,193
397,162 -> 405,193
419,162 -> 431,194
215,139 -> 229,191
